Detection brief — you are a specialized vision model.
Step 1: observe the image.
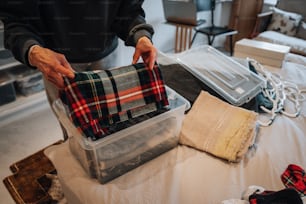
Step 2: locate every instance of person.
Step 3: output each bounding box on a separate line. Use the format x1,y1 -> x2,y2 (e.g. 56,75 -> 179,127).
0,0 -> 157,139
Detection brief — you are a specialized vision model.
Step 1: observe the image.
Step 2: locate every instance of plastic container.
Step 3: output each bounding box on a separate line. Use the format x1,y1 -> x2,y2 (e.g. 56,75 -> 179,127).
0,21 -> 4,50
8,65 -> 44,96
173,45 -> 265,106
0,71 -> 16,105
53,86 -> 190,184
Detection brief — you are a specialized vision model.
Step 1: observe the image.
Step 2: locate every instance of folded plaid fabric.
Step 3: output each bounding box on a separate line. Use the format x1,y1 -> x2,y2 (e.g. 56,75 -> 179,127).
60,63 -> 169,140
281,164 -> 306,196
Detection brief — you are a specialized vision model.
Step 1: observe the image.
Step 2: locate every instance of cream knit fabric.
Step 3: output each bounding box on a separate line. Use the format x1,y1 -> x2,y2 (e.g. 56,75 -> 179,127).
179,91 -> 258,162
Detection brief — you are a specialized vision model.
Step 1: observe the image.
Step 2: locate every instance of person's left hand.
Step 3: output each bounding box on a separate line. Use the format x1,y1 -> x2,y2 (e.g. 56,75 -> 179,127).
133,36 -> 157,69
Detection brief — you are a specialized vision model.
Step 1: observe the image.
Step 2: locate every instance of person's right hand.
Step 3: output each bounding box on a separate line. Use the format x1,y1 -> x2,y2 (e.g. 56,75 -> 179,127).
28,45 -> 75,89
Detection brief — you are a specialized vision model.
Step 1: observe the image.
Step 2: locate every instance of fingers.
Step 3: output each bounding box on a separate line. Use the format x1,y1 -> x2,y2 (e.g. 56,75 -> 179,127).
148,58 -> 155,70
29,46 -> 75,79
141,52 -> 156,70
53,60 -> 75,79
132,49 -> 141,65
37,59 -> 73,88
46,69 -> 65,89
47,61 -> 75,88
29,46 -> 75,88
58,55 -> 75,78
143,48 -> 157,70
133,37 -> 157,70
148,50 -> 157,70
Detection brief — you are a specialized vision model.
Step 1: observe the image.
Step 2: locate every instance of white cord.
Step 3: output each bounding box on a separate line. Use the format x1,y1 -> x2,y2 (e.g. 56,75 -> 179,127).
248,58 -> 305,126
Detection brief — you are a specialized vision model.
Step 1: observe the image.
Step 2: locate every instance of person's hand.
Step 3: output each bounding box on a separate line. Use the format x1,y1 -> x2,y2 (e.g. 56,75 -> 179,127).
28,45 -> 75,89
132,36 -> 157,69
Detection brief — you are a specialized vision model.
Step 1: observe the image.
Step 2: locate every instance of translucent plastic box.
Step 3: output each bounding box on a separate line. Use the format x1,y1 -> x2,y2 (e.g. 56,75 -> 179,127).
167,46 -> 265,106
0,71 -> 16,105
8,65 -> 44,96
53,87 -> 190,184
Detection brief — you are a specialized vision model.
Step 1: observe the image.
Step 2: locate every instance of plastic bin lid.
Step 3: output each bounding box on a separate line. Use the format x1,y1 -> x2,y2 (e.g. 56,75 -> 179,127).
8,65 -> 41,78
174,45 -> 265,106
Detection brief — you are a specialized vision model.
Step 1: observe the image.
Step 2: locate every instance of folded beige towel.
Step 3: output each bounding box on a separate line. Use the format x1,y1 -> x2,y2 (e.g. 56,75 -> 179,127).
179,91 -> 257,162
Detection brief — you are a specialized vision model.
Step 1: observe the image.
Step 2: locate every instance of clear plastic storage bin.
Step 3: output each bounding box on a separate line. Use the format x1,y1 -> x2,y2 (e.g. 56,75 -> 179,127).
171,45 -> 265,106
53,86 -> 190,184
8,65 -> 44,96
0,71 -> 16,105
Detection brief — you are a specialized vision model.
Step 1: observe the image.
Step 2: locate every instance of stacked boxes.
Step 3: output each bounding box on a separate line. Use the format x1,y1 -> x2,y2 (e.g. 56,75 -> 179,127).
8,65 -> 44,96
0,71 -> 16,105
0,20 -> 4,49
0,62 -> 44,106
234,38 -> 290,68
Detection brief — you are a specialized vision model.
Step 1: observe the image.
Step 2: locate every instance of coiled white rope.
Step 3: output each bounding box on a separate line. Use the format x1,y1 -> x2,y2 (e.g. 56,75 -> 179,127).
248,58 -> 305,126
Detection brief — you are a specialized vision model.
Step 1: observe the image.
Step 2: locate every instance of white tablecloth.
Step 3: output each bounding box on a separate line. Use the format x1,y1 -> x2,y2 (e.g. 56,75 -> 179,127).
45,53 -> 306,204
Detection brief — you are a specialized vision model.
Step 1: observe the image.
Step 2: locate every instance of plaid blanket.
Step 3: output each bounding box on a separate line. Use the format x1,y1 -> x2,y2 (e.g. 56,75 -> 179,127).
281,164 -> 306,196
60,63 -> 169,140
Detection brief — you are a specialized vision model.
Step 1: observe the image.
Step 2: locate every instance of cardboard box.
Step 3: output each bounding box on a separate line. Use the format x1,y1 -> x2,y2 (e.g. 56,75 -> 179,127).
234,51 -> 284,68
234,38 -> 290,68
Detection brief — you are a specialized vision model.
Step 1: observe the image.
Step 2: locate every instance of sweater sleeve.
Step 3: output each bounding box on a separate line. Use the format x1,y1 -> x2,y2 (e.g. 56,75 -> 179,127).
111,0 -> 154,46
0,1 -> 44,66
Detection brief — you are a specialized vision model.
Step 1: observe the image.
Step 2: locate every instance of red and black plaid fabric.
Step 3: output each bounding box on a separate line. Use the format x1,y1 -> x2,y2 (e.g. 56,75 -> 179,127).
281,164 -> 306,196
60,63 -> 169,140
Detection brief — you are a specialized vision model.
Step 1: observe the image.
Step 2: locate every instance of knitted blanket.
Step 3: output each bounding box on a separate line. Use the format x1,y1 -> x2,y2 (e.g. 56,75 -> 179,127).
179,91 -> 258,162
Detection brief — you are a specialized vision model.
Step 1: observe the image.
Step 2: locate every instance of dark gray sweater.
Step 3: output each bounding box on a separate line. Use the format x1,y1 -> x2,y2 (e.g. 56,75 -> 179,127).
0,0 -> 154,65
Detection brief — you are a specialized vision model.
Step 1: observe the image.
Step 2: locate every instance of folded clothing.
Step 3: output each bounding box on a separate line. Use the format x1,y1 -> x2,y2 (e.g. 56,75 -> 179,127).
179,91 -> 258,162
281,164 -> 306,196
97,116 -> 176,169
249,188 -> 303,204
60,63 -> 169,140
